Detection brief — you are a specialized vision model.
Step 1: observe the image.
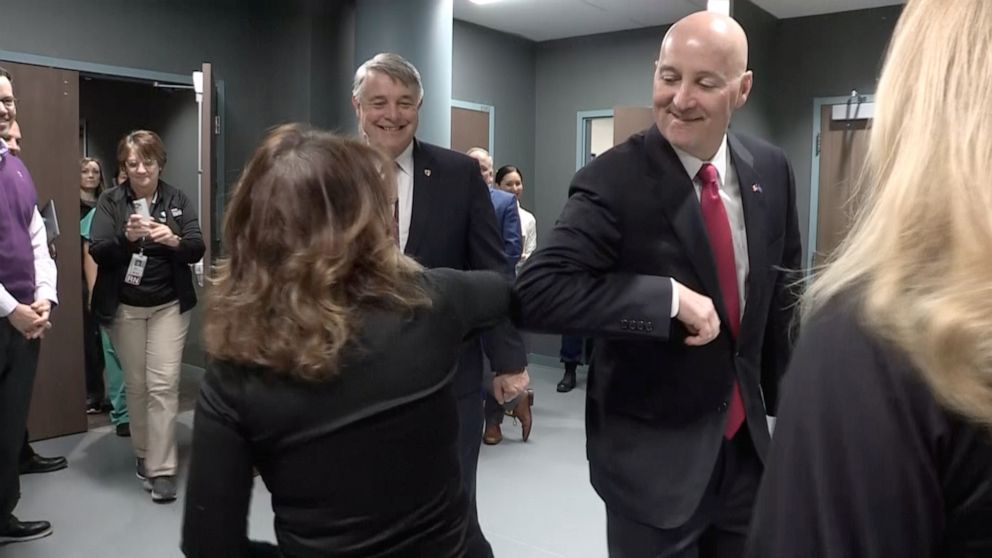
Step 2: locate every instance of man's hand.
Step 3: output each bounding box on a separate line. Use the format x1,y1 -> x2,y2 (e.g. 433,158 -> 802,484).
675,281 -> 721,346
493,369 -> 530,404
147,222 -> 180,247
8,303 -> 48,339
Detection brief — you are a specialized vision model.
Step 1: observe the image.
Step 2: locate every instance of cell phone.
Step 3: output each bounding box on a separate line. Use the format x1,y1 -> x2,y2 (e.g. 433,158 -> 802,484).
132,198 -> 151,220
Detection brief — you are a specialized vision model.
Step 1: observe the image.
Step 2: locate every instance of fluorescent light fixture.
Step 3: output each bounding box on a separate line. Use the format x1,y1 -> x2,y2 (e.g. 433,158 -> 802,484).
469,0 -> 503,5
707,0 -> 730,15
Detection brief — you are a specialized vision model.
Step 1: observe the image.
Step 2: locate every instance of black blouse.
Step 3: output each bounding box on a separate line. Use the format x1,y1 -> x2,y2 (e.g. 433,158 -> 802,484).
747,297 -> 992,557
181,269 -> 514,558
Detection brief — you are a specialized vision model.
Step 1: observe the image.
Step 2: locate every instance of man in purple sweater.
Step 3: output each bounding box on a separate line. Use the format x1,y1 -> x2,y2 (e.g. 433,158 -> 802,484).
0,66 -> 57,544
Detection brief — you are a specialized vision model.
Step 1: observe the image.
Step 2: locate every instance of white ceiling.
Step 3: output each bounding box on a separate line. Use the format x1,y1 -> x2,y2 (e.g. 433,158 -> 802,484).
752,0 -> 900,19
452,0 -> 902,42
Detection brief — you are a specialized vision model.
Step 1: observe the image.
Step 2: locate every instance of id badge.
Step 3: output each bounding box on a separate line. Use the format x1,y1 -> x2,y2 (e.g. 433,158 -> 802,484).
124,253 -> 148,286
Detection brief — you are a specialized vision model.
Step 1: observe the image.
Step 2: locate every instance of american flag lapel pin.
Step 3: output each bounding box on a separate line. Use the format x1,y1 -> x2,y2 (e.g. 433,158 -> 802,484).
752,183 -> 762,194
424,168 -> 432,177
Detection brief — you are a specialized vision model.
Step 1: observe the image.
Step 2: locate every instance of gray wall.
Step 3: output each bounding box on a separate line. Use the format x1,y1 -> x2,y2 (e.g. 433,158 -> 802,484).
529,25 -> 667,357
0,0 -> 354,197
452,20 -> 537,210
767,5 -> 901,251
732,0 -> 778,141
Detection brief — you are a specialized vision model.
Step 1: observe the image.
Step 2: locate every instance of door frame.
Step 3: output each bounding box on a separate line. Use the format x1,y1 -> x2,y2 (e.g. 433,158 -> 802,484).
451,99 -> 494,159
0,49 -> 227,237
807,94 -> 875,270
576,109 -> 613,171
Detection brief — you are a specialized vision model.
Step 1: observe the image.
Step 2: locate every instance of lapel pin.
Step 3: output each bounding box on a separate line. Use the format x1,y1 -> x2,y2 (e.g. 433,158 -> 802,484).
752,183 -> 762,193
424,169 -> 432,177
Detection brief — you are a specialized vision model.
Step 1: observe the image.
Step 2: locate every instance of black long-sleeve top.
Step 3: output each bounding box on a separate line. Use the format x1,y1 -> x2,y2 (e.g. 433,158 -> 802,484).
747,296 -> 992,557
181,269 -> 514,558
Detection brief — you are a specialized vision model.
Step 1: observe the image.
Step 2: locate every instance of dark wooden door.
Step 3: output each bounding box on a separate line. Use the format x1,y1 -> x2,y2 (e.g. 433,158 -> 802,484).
1,60 -> 87,440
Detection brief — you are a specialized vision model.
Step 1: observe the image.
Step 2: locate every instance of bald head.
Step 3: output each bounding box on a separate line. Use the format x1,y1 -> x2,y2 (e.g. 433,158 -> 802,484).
652,11 -> 753,159
663,11 -> 748,78
466,147 -> 494,186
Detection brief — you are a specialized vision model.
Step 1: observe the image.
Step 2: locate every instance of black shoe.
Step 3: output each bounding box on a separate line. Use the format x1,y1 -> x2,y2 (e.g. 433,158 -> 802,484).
18,454 -> 68,475
557,370 -> 577,393
86,397 -> 108,415
116,423 -> 131,437
0,515 -> 52,544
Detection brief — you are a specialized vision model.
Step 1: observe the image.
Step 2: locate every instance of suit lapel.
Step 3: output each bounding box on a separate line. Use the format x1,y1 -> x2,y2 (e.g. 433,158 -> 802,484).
728,133 -> 769,334
646,127 -> 725,322
406,139 -> 433,258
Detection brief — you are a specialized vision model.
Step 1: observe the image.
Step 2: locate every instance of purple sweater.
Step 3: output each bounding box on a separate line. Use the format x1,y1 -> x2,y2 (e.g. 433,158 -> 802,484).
0,148 -> 38,305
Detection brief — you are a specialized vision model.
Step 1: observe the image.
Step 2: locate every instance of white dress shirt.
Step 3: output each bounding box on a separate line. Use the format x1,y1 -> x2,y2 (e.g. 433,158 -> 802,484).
0,141 -> 59,317
516,202 -> 537,274
668,136 -> 749,318
394,141 -> 415,252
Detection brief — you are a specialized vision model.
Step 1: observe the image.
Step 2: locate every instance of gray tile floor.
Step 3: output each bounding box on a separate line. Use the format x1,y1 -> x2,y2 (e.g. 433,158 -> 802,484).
4,363 -> 606,557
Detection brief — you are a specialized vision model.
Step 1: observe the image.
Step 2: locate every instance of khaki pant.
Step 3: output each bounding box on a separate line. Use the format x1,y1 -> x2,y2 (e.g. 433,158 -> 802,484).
110,301 -> 190,478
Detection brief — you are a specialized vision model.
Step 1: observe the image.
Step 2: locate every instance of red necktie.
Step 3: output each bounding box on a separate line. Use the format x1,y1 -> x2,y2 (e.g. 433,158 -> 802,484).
697,163 -> 745,439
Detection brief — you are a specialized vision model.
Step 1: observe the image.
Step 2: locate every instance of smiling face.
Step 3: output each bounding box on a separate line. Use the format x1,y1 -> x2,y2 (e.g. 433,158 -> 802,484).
81,160 -> 102,191
652,13 -> 752,160
0,76 -> 15,138
352,70 -> 420,160
124,148 -> 160,193
497,171 -> 523,200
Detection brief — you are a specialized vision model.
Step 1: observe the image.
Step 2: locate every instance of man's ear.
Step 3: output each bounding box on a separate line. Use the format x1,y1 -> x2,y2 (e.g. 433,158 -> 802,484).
352,96 -> 360,114
736,71 -> 753,109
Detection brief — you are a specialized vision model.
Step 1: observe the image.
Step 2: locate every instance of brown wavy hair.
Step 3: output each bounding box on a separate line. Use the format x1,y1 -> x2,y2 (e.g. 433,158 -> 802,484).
204,124 -> 430,381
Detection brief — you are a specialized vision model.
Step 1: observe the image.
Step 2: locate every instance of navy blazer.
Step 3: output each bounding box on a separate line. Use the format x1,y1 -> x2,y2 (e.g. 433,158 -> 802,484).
404,140 -> 527,396
488,186 -> 522,275
517,126 -> 803,528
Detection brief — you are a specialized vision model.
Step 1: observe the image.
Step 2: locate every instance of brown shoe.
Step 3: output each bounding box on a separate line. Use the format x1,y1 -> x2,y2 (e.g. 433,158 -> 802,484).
508,389 -> 534,442
483,422 -> 503,445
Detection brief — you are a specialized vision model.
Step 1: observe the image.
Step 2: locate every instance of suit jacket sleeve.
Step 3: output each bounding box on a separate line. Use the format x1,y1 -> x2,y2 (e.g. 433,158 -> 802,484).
760,156 -> 803,415
515,164 -> 673,340
464,168 -> 528,372
500,199 -> 522,274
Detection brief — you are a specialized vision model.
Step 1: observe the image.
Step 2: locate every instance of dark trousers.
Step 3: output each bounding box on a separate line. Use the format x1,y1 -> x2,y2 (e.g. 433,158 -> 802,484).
0,320 -> 41,518
456,393 -> 494,557
560,335 -> 586,364
19,431 -> 34,463
82,294 -> 105,400
606,427 -> 763,558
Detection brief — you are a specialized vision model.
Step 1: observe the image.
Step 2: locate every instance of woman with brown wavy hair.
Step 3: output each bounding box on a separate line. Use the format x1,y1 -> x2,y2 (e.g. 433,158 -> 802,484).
747,0 -> 992,555
181,124 -> 513,557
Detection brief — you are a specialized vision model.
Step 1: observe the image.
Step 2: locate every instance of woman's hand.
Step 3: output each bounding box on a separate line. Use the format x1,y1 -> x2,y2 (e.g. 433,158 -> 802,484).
125,214 -> 150,242
147,221 -> 181,248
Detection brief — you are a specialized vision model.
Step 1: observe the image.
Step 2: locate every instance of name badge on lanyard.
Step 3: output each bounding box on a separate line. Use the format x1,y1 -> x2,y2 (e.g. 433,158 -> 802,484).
124,253 -> 148,286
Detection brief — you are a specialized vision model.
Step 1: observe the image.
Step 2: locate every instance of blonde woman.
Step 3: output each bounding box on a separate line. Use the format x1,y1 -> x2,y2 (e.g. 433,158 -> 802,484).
746,0 -> 992,555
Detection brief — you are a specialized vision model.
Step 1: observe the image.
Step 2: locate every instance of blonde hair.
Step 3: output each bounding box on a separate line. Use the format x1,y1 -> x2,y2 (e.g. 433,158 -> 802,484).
802,0 -> 992,426
204,124 -> 430,381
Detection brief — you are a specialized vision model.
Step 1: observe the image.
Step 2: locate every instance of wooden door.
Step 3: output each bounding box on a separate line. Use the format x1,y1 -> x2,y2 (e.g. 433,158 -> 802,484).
815,104 -> 872,266
613,106 -> 653,145
451,105 -> 490,154
1,60 -> 87,440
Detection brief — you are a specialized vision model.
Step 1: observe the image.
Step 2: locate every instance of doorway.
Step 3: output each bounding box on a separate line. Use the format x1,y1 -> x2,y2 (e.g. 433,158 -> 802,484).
808,94 -> 875,270
0,52 -> 221,439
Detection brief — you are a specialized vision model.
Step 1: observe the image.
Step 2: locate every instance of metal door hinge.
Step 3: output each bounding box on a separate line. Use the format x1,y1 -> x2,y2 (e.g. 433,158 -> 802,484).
214,115 -> 221,135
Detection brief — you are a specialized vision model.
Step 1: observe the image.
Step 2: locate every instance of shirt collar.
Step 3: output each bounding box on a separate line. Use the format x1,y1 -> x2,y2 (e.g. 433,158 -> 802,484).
395,141 -> 414,177
0,138 -> 7,159
672,135 -> 729,184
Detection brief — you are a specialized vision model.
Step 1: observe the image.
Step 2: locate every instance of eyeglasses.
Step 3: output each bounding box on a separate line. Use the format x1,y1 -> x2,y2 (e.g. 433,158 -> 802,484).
0,97 -> 15,109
